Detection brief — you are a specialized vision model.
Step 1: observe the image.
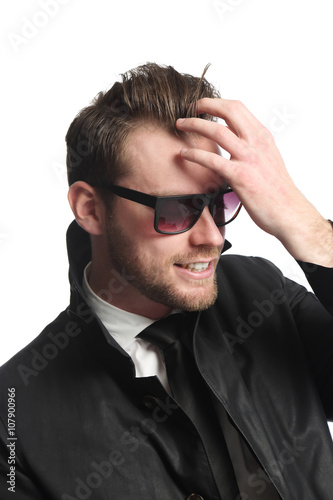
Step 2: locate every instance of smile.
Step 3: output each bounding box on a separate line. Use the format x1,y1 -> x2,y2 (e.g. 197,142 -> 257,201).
178,262 -> 210,272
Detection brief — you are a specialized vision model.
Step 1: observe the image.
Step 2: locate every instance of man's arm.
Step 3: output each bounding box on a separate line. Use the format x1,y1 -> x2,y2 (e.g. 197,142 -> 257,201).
176,98 -> 333,268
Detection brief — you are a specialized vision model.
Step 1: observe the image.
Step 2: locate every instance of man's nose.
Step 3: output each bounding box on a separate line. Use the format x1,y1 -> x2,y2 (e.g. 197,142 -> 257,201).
187,207 -> 225,248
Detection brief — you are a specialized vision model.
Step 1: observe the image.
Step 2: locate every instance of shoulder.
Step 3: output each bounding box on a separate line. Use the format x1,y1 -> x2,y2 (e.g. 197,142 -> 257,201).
0,309 -> 79,391
214,254 -> 291,313
218,254 -> 284,283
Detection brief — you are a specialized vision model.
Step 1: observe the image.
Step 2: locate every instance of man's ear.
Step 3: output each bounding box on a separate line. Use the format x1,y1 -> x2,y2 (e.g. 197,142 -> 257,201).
67,181 -> 105,235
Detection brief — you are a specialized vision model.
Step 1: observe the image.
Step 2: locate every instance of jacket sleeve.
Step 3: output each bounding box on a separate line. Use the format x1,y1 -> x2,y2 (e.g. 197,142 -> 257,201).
287,261 -> 333,419
297,261 -> 333,316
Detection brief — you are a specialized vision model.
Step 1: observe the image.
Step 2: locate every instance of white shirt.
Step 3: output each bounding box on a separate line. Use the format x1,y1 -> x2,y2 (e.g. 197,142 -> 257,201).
82,263 -> 170,391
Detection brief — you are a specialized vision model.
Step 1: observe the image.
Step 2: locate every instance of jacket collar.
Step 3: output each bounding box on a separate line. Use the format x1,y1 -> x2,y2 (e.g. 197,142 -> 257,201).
66,220 -> 129,362
66,220 -> 92,291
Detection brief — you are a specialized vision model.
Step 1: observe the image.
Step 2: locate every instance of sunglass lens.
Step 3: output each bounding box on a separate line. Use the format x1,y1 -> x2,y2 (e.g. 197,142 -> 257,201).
212,191 -> 241,225
157,198 -> 201,233
157,191 -> 241,233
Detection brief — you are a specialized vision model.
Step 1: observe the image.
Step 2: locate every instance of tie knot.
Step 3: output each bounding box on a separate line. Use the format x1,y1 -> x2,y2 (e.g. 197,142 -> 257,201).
138,313 -> 184,350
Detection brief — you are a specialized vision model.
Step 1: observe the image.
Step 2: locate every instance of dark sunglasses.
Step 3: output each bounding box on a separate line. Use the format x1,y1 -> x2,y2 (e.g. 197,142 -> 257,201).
96,184 -> 242,235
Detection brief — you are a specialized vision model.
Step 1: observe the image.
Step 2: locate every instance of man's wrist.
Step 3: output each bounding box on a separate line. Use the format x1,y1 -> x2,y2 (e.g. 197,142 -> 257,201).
281,217 -> 333,268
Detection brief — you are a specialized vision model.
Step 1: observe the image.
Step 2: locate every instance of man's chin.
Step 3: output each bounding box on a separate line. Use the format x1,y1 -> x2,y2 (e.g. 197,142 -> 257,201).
152,281 -> 219,312
180,292 -> 218,312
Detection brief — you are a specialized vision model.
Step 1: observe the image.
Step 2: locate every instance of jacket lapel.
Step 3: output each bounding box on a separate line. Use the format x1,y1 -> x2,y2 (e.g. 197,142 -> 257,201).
193,308 -> 287,495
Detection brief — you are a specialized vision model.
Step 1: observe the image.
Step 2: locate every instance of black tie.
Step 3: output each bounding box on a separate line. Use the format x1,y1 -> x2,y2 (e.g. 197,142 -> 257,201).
138,312 -> 239,499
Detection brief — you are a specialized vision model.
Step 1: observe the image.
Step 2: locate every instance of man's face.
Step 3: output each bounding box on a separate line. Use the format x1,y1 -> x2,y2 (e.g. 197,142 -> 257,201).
104,125 -> 226,317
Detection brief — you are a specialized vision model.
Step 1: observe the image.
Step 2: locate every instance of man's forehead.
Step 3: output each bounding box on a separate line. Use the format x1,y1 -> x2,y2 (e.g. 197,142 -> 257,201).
122,125 -> 222,193
125,123 -> 220,152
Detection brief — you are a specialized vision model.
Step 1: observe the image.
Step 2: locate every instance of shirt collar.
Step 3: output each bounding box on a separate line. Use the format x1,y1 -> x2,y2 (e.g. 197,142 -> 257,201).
82,262 -> 155,350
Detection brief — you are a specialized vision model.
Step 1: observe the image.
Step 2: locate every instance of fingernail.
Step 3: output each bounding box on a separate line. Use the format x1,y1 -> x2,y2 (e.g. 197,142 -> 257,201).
177,118 -> 185,125
180,148 -> 189,155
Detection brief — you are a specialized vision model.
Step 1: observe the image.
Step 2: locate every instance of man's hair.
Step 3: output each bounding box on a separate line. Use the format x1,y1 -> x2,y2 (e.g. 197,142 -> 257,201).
65,62 -> 220,190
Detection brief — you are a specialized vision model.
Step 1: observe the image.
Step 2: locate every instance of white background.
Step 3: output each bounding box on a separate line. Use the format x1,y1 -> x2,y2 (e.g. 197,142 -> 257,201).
1,0 -> 332,434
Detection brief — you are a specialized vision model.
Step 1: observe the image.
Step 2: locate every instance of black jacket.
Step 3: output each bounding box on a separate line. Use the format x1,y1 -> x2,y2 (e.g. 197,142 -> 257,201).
0,220 -> 333,499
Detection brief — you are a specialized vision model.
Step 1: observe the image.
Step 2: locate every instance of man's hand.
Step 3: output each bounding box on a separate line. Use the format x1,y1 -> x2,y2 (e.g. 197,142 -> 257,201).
176,98 -> 333,267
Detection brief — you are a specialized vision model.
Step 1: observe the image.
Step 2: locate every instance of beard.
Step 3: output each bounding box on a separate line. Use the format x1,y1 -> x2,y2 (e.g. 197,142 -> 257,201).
104,213 -> 220,312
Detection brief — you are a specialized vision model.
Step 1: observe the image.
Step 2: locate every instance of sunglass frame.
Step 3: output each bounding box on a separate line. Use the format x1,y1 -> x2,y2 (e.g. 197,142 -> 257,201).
94,183 -> 242,235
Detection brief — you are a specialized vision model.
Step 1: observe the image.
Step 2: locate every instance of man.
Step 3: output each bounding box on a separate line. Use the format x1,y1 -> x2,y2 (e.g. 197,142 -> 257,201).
0,63 -> 332,499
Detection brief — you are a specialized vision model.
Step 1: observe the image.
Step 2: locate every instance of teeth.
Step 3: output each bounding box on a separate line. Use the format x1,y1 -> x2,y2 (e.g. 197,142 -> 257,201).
182,262 -> 209,272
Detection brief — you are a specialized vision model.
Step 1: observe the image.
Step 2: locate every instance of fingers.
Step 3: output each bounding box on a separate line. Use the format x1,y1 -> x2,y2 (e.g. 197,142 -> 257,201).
195,98 -> 264,139
176,98 -> 266,148
180,147 -> 233,181
175,98 -> 256,183
177,116 -> 244,159
176,97 -> 276,175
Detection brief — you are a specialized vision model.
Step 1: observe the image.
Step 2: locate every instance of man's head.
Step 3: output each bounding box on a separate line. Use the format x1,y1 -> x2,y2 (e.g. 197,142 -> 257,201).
67,63 -> 232,318
66,62 -> 219,193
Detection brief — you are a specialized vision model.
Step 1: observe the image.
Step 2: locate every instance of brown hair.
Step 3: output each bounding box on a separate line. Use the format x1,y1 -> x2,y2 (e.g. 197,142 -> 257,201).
65,62 -> 219,189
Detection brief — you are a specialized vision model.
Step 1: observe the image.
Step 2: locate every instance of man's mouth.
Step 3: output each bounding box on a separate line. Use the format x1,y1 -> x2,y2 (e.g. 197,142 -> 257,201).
176,262 -> 210,273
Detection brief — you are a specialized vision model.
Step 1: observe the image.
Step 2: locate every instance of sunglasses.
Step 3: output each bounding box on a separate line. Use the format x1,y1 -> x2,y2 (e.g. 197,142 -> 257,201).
97,184 -> 242,235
